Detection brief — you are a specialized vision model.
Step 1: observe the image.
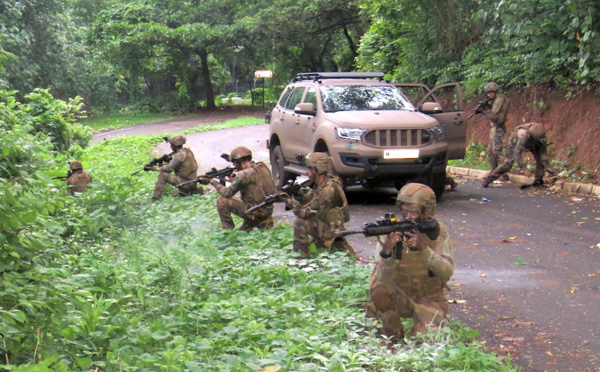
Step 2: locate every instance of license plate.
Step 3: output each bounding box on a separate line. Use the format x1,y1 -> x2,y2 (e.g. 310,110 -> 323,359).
383,149 -> 419,159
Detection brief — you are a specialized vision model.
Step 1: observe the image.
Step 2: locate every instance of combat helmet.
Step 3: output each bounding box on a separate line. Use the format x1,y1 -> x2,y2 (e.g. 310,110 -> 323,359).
396,183 -> 436,218
69,161 -> 83,171
230,146 -> 252,162
168,135 -> 186,147
305,152 -> 331,174
483,82 -> 499,93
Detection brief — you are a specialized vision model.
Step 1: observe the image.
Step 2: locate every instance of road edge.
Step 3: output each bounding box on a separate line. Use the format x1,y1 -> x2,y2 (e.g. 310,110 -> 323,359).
447,166 -> 600,197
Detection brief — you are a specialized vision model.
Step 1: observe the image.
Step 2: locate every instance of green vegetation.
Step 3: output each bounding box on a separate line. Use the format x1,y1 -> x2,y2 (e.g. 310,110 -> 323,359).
81,113 -> 175,132
1,88 -> 516,371
448,142 -> 488,170
2,0 -> 596,113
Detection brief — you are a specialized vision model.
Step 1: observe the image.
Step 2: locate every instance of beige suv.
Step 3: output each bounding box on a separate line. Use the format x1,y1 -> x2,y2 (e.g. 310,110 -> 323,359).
267,72 -> 466,199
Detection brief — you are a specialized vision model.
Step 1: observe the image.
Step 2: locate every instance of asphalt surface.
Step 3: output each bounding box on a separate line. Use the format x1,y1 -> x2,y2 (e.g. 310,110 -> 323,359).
93,121 -> 600,372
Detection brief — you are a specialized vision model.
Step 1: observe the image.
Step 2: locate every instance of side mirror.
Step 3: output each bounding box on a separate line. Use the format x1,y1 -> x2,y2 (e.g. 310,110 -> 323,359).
421,102 -> 443,114
294,103 -> 316,116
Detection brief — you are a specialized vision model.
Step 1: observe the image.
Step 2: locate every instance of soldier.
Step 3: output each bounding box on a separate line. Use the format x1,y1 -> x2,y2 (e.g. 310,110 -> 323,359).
482,122 -> 554,188
279,152 -> 355,259
66,161 -> 92,195
481,82 -> 510,172
365,183 -> 454,344
198,146 -> 276,231
144,135 -> 201,202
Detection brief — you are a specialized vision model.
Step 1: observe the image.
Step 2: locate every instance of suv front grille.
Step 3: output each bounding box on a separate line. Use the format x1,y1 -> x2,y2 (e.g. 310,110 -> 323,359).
363,129 -> 432,148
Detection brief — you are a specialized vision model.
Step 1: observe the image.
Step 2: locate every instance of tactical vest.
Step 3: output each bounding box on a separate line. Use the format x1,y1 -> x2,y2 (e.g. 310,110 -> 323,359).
175,148 -> 198,180
241,162 -> 276,219
314,175 -> 350,230
372,229 -> 449,317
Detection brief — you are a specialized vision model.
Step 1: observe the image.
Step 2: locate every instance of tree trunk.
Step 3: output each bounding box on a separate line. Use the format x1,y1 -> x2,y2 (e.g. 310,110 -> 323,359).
199,48 -> 216,109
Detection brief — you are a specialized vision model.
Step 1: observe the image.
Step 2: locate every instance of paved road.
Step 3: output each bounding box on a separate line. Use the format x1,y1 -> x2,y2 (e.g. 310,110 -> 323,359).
94,122 -> 600,371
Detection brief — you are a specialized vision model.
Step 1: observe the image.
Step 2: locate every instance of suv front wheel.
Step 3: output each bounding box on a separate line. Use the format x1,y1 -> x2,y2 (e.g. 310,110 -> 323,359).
270,145 -> 296,189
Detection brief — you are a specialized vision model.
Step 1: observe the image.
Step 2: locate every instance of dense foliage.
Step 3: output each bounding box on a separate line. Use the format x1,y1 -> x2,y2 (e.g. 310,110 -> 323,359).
2,0 -> 595,112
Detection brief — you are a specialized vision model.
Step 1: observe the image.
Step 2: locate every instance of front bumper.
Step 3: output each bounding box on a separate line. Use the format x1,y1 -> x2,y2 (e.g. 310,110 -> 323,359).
337,151 -> 448,178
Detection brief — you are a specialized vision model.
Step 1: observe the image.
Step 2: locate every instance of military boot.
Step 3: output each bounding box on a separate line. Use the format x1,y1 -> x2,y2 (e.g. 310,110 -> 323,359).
482,177 -> 493,188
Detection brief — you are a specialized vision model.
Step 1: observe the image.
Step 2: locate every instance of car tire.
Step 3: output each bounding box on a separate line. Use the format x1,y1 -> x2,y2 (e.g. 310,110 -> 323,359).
271,145 -> 296,190
429,171 -> 446,201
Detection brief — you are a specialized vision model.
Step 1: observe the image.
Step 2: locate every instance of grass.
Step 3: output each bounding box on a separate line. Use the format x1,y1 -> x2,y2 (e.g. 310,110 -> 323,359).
80,113 -> 176,131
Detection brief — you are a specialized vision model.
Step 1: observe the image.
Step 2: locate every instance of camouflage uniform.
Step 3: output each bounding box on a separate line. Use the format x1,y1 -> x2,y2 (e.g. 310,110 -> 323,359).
211,161 -> 276,231
66,161 -> 92,195
285,153 -> 354,258
365,183 -> 454,342
483,122 -> 551,187
151,136 -> 200,201
482,83 -> 510,171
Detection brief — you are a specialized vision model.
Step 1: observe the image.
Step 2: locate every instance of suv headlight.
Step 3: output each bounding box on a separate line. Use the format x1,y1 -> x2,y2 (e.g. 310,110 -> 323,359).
430,124 -> 446,140
336,127 -> 367,140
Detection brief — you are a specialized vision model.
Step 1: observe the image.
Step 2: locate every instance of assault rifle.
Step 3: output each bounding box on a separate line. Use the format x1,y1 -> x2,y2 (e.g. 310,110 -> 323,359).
52,170 -> 74,180
176,153 -> 234,188
247,179 -> 306,212
467,96 -> 492,119
131,137 -> 173,176
339,213 -> 440,260
339,213 -> 440,239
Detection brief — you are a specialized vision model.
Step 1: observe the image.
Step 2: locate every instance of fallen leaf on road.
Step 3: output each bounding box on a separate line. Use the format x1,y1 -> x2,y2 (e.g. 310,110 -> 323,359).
552,252 -> 571,258
570,287 -> 577,294
498,317 -> 515,321
589,274 -> 596,277
501,239 -> 514,243
515,257 -> 527,265
546,351 -> 553,356
512,321 -> 534,328
480,272 -> 487,277
502,337 -> 524,343
571,197 -> 583,202
508,237 -> 517,240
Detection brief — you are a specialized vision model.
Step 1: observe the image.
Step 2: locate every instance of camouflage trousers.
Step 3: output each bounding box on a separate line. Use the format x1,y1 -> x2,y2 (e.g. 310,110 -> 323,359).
216,196 -> 274,231
487,125 -> 506,170
152,172 -> 203,201
486,144 -> 550,184
366,281 -> 449,343
292,217 -> 355,259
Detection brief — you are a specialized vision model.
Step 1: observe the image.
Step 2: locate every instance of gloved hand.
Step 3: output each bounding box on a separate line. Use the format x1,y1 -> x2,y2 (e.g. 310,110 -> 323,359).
277,192 -> 291,202
197,177 -> 211,185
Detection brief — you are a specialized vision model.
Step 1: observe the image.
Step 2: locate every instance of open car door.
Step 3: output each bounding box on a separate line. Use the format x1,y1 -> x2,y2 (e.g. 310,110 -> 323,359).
395,83 -> 466,160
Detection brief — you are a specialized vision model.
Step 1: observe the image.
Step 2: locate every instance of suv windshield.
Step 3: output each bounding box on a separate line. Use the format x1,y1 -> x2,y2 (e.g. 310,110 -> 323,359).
320,85 -> 415,112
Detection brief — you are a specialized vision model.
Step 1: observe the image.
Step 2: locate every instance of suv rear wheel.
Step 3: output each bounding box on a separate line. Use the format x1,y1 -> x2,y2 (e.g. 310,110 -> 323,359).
270,145 -> 296,189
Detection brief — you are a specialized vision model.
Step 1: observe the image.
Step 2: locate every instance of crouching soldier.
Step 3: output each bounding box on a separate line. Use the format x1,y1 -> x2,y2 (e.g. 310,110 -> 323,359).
145,135 -> 201,202
366,183 -> 454,344
279,152 -> 355,259
199,146 -> 276,231
66,161 -> 92,195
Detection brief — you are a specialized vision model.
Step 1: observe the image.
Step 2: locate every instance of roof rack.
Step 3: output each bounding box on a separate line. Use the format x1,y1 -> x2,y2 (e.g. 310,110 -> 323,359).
292,72 -> 385,83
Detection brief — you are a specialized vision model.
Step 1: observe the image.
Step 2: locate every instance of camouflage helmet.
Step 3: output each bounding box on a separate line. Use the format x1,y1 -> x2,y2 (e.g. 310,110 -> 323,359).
483,82 -> 499,93
396,183 -> 436,218
168,135 -> 186,147
230,146 -> 252,161
305,152 -> 331,174
69,161 -> 83,171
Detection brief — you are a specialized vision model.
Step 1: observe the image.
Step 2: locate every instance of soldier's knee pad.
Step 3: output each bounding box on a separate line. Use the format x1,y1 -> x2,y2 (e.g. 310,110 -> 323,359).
370,283 -> 393,311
